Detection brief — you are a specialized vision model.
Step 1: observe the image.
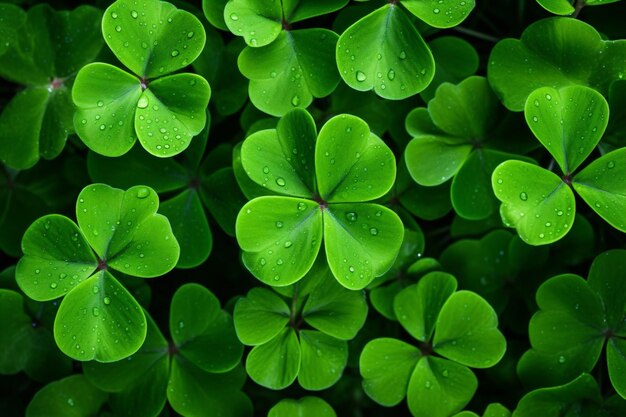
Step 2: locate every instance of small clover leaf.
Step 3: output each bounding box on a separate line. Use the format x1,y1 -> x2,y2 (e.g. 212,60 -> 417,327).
25,375 -> 107,417
0,5 -> 103,169
406,76 -> 530,220
73,0 -> 211,158
234,267 -> 368,390
237,109 -> 403,290
84,283 -> 250,417
488,17 -> 626,111
361,272 -> 506,417
535,0 -> 576,15
400,0 -> 475,28
16,184 -> 179,362
520,250 -> 626,397
336,4 -> 435,100
268,397 -> 336,417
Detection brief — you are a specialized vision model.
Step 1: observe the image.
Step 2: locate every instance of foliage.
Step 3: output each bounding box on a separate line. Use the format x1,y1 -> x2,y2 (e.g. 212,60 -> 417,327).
1,0 -> 626,416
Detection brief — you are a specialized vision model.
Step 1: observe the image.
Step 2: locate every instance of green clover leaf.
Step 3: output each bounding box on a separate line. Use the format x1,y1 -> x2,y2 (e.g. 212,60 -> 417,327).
16,184 -> 179,362
72,0 -> 211,158
25,375 -> 107,417
268,397 -> 336,417
236,109 -> 403,290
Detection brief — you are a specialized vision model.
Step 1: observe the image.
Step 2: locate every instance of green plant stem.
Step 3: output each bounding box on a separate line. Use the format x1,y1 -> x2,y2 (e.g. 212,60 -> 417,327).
452,26 -> 499,43
572,0 -> 585,18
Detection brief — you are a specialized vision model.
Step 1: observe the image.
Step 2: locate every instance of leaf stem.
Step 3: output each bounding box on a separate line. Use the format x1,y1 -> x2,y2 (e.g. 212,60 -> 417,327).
572,0 -> 585,18
452,26 -> 500,43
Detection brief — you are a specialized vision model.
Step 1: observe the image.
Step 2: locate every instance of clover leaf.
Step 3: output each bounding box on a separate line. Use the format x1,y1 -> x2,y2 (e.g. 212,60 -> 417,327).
234,264 -> 368,390
405,76 -> 530,220
488,17 -> 626,111
224,0 -> 343,116
26,375 -> 107,417
83,283 -> 250,417
519,250 -> 626,397
453,403 -> 511,417
236,109 -> 403,290
15,183 -> 179,362
72,0 -> 211,158
361,271 -> 506,417
493,84 -> 626,245
0,4 -> 103,169
268,397 -> 336,417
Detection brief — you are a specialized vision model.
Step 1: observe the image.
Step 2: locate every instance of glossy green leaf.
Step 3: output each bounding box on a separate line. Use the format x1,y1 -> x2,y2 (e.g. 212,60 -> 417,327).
401,0 -> 475,28
224,0 -> 282,47
492,160 -> 575,245
405,137 -> 473,186
316,114 -> 396,202
237,196 -> 323,286
336,5 -> 435,99
360,338 -> 421,406
536,0 -> 575,15
203,0 -> 229,30
234,287 -> 290,345
159,190 -> 212,269
302,273 -> 368,340
525,86 -> 608,174
407,356 -> 478,417
283,0 -> 348,22
73,63 -> 142,157
268,397 -> 336,417
395,272 -> 457,342
135,73 -> 211,157
246,327 -> 301,389
433,291 -> 507,368
16,215 -> 97,301
26,375 -> 107,417
587,250 -> 626,332
298,330 -> 347,390
573,148 -> 626,232
241,108 -> 317,197
488,17 -> 626,111
170,284 -> 242,373
239,29 -> 339,116
324,204 -> 404,290
168,359 -> 252,417
75,184 -> 179,277
54,270 -> 146,362
103,0 -> 206,78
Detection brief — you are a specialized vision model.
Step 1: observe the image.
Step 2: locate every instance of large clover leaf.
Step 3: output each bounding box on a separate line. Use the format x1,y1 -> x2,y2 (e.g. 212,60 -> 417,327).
0,4 -> 103,169
234,265 -> 368,390
361,272 -> 506,417
492,84 -> 626,245
488,17 -> 626,111
519,250 -> 626,397
15,184 -> 179,362
405,76 -> 531,220
236,108 -> 403,290
83,283 -> 250,417
25,375 -> 107,417
72,0 -> 211,158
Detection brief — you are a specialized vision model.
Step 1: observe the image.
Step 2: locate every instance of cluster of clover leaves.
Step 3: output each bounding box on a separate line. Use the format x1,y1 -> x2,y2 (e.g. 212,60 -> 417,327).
1,0 -> 626,416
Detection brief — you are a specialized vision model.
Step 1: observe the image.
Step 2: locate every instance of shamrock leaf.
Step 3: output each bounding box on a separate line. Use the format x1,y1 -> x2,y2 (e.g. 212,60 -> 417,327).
0,4 -> 103,169
237,109 -> 403,290
16,184 -> 179,362
72,0 -> 211,158
361,272 -> 506,417
25,375 -> 107,417
83,283 -> 250,417
234,265 -> 367,390
488,17 -> 626,111
268,397 -> 336,417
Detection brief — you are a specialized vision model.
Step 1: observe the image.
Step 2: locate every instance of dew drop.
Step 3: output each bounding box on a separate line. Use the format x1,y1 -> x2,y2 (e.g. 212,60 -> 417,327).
369,227 -> 378,236
356,71 -> 367,82
399,50 -> 407,60
297,202 -> 307,211
171,50 -> 179,57
50,282 -> 58,289
230,13 -> 239,21
607,161 -> 616,169
115,25 -> 122,32
136,187 -> 150,198
275,221 -> 283,229
104,296 -> 111,305
275,177 -> 286,187
284,241 -> 293,248
111,12 -> 118,19
131,10 -> 138,18
291,95 -> 300,106
137,96 -> 149,108
345,212 -> 358,222
92,307 -> 100,317
519,192 -> 528,201
387,69 -> 395,80
558,355 -> 566,363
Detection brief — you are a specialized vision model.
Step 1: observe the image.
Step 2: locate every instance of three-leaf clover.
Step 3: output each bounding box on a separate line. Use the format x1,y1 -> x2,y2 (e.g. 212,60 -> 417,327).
236,108 -> 404,290
224,0 -> 344,116
0,4 -> 103,169
405,76 -> 531,220
336,0 -> 475,99
16,183 -> 179,362
84,283 -> 251,417
72,0 -> 211,158
519,250 -> 626,398
360,272 -> 506,417
234,262 -> 368,390
492,84 -> 626,245
488,17 -> 626,111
